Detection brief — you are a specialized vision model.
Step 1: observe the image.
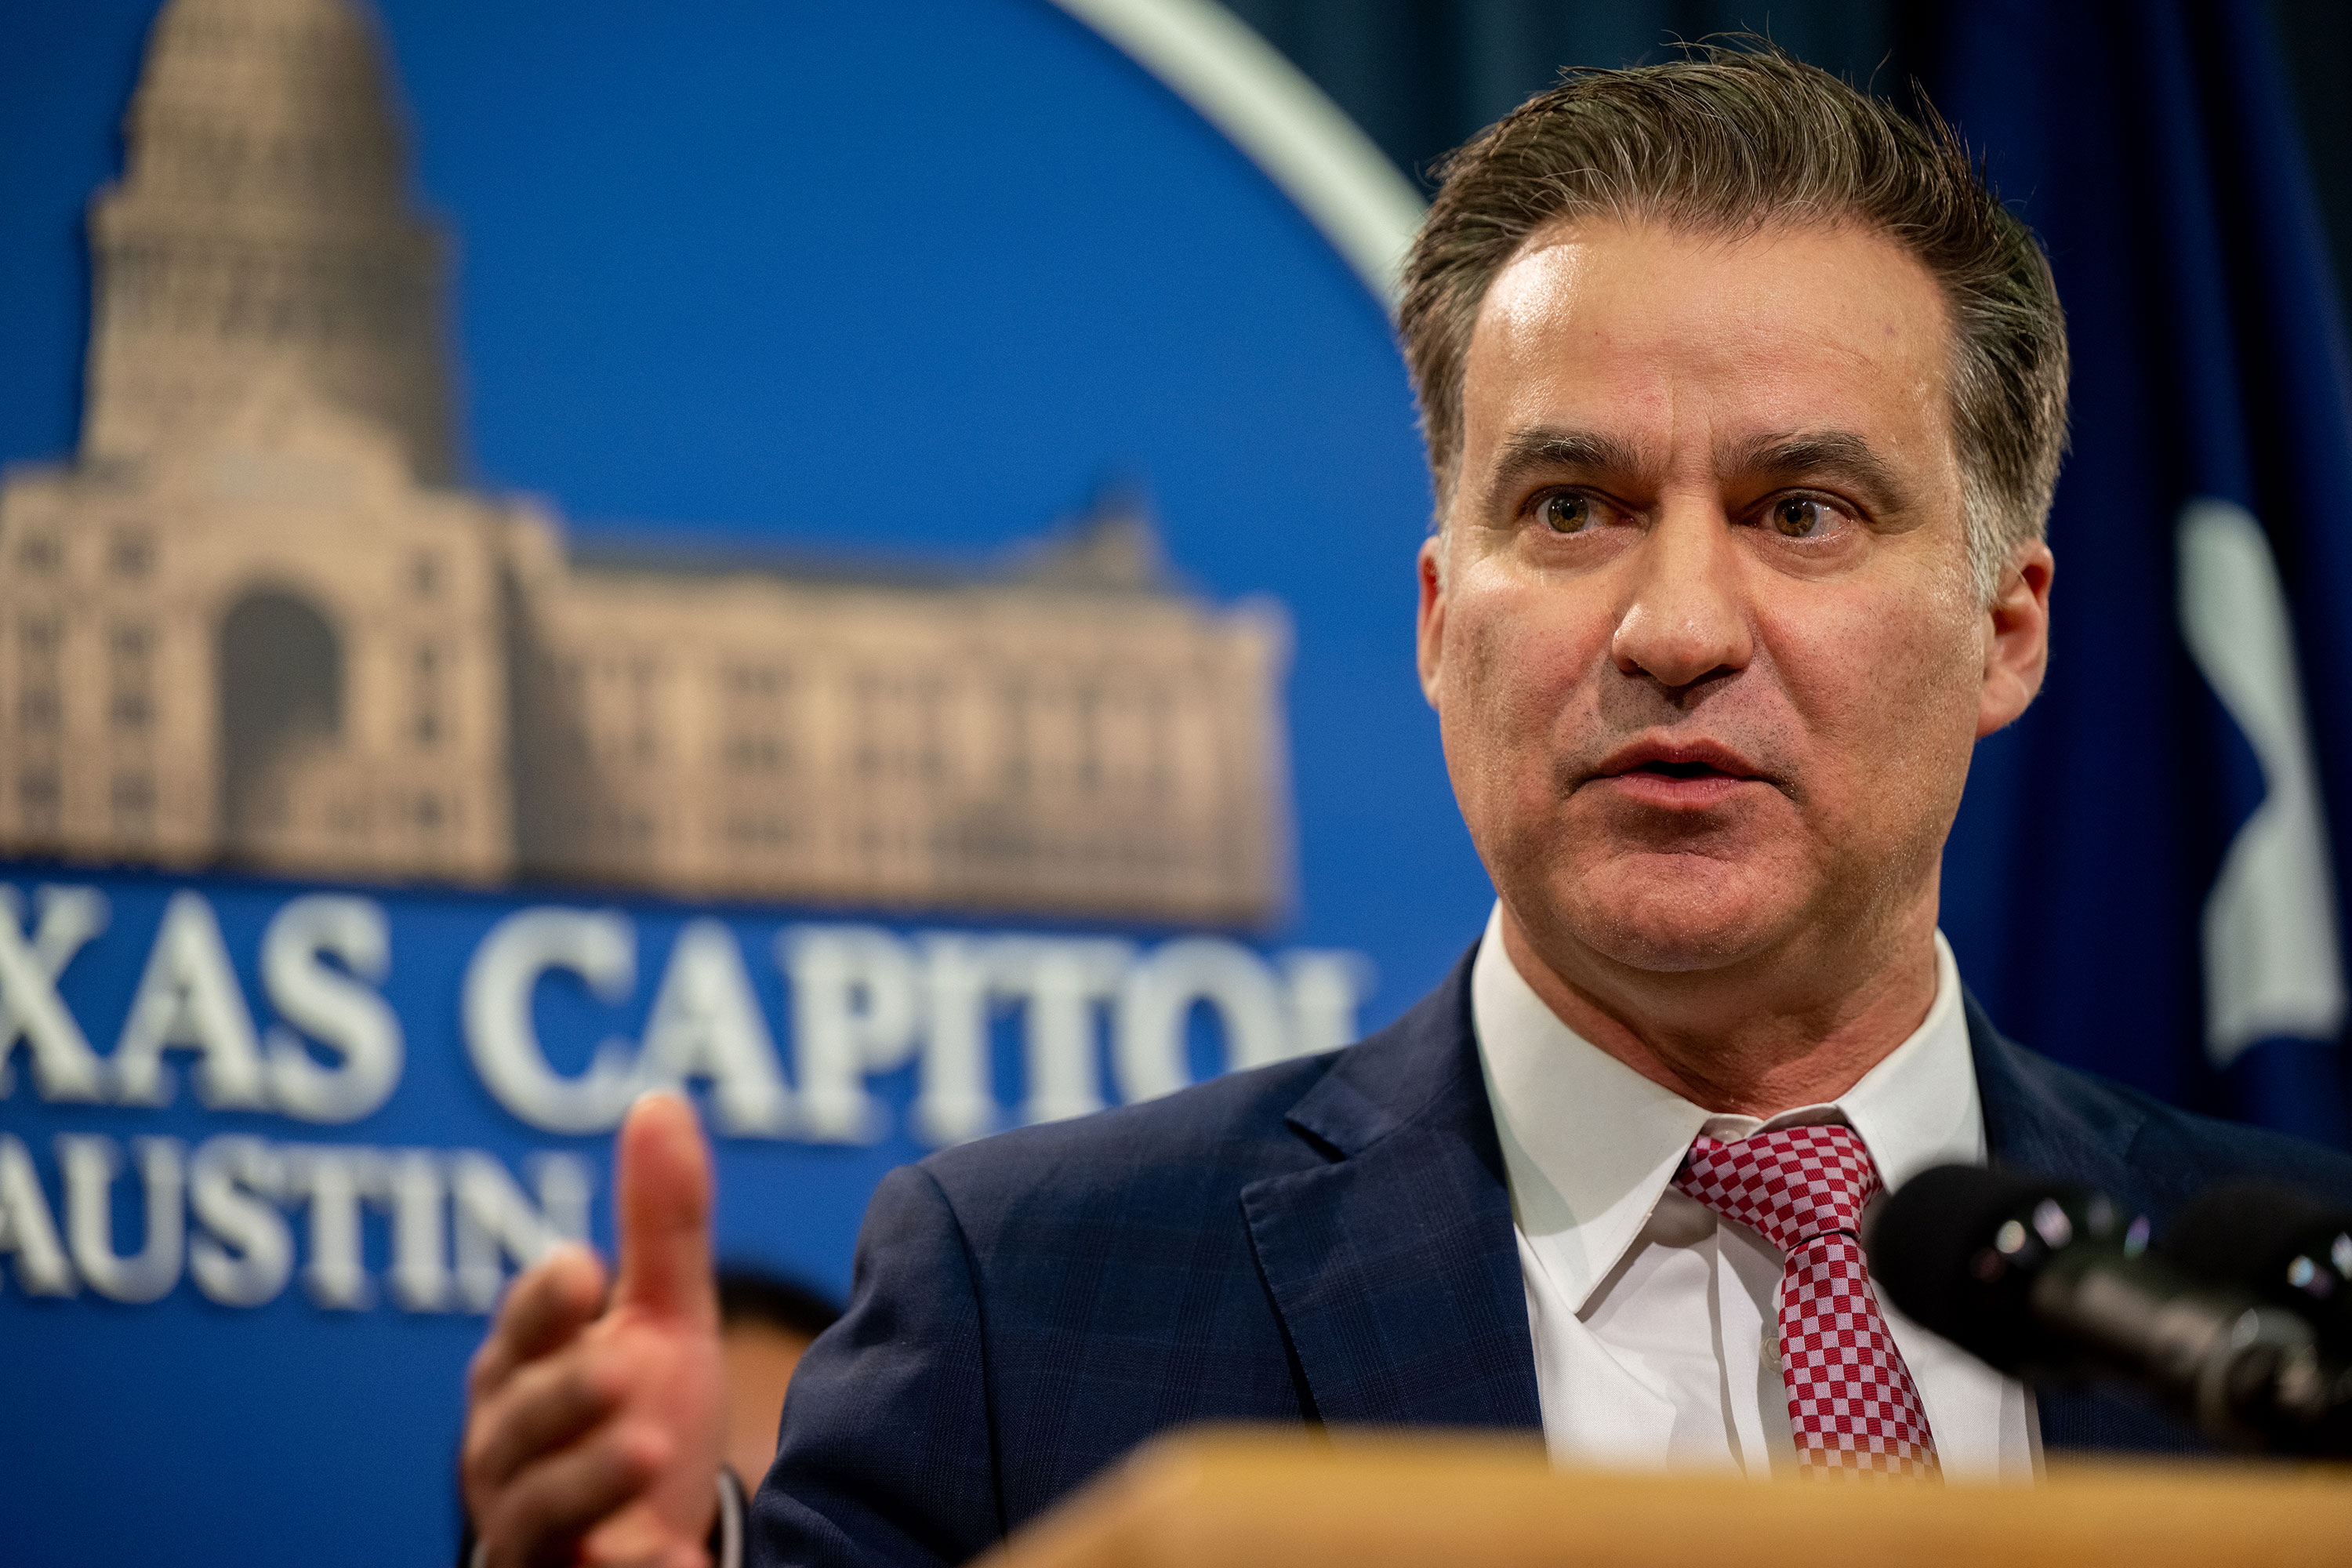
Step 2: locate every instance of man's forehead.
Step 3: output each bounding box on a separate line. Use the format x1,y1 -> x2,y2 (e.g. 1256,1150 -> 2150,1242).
1460,218 -> 1955,464
1483,216 -> 1940,343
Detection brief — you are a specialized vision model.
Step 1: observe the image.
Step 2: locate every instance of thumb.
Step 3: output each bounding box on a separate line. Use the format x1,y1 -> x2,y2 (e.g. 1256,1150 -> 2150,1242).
612,1090 -> 719,1328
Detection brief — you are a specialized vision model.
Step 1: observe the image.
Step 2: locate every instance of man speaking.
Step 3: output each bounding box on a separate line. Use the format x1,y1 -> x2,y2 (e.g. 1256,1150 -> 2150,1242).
458,45 -> 2352,1567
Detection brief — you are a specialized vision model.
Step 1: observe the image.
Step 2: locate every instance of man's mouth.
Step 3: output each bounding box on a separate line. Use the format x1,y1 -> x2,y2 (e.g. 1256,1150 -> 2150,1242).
1625,759 -> 1733,782
1586,739 -> 1769,805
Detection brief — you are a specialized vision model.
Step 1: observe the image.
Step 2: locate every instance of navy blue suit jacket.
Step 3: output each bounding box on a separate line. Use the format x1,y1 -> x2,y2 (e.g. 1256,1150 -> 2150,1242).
748,949 -> 2352,1566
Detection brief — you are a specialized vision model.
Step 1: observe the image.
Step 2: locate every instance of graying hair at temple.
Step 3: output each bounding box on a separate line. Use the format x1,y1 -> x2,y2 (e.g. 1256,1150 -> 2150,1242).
1398,42 -> 2071,602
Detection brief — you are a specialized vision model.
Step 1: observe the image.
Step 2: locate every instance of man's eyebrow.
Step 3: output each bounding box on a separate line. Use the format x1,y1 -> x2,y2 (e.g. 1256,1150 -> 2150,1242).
1478,426 -> 1650,510
1721,430 -> 1914,512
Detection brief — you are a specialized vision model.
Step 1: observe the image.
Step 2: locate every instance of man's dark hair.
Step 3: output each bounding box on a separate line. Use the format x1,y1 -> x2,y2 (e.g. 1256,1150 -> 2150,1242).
717,1266 -> 842,1341
1399,42 -> 2068,599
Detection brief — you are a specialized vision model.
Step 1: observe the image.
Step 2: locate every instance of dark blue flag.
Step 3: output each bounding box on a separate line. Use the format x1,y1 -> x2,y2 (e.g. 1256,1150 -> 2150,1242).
1933,0 -> 2352,1145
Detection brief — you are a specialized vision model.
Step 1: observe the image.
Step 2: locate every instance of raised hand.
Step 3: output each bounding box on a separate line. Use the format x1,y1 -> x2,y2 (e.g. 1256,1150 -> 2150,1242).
463,1093 -> 728,1568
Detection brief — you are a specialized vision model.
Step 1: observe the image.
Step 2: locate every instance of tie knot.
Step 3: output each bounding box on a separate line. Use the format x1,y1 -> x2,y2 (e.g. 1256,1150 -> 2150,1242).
1672,1123 -> 1882,1254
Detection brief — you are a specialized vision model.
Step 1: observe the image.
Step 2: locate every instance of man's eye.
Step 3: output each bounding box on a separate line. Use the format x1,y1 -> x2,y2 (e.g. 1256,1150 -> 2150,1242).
1537,493 -> 1592,534
1769,496 -> 1837,538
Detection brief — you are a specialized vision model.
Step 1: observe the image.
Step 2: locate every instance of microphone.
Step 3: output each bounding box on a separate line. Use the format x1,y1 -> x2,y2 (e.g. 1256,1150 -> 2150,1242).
2159,1180 -> 2352,1357
1868,1165 -> 2352,1455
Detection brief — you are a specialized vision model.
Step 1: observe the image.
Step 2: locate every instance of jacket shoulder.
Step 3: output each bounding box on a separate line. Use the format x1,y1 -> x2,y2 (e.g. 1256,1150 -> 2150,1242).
907,943 -> 1485,1230
1976,1011 -> 2352,1213
910,1049 -> 1340,1229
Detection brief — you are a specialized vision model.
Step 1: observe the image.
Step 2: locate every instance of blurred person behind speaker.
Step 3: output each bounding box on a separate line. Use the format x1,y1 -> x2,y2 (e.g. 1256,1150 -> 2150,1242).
717,1270 -> 841,1490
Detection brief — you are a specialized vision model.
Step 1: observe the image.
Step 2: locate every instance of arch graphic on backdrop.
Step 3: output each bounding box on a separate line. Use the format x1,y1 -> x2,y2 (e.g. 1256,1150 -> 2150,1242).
1049,0 -> 1425,303
219,589 -> 344,853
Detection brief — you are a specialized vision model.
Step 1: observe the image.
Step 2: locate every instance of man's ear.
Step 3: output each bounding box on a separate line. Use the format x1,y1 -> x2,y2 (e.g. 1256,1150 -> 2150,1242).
1978,541 -> 2054,737
1415,535 -> 1448,710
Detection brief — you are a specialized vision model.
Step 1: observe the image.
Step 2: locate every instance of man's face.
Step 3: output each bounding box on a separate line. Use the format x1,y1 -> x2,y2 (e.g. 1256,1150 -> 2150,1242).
1417,219 -> 2049,986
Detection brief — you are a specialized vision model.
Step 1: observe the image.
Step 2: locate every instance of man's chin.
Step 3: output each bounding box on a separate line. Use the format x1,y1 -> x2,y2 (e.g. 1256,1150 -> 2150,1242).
1535,857 -> 1805,975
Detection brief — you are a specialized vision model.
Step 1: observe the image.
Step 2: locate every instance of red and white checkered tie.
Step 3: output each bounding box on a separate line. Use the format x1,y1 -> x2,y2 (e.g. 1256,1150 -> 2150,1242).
1673,1123 -> 1940,1479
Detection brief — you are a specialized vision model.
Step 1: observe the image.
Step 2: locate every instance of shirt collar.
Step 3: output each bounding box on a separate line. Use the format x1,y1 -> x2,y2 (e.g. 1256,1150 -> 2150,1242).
1470,902 -> 1984,1310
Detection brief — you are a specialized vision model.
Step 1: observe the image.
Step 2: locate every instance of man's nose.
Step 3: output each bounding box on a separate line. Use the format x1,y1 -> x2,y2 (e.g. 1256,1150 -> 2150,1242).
1610,503 -> 1752,691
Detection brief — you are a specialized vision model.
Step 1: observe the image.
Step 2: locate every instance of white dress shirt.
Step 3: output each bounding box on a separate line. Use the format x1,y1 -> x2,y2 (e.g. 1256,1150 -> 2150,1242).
1471,903 -> 2041,1480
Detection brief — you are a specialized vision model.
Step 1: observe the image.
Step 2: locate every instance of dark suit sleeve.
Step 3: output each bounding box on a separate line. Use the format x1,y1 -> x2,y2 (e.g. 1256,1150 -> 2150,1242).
742,1163 -> 1003,1568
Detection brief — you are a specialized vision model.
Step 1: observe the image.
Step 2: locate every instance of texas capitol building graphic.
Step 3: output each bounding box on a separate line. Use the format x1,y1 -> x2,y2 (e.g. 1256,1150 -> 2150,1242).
0,0 -> 1293,927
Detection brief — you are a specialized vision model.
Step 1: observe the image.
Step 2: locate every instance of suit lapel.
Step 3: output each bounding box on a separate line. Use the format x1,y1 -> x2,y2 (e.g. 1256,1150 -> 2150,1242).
1240,951 -> 1543,1431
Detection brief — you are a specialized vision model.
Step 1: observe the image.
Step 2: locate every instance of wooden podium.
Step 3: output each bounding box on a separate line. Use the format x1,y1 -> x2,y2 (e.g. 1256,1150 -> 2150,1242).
983,1428 -> 2352,1568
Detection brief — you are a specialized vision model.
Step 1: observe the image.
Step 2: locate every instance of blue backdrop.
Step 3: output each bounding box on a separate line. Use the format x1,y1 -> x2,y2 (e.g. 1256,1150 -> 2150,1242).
0,4 -> 1489,1563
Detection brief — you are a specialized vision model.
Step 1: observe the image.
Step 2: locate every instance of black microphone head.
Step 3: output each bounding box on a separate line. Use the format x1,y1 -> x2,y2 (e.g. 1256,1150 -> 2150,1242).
1868,1164 -> 2130,1375
2160,1180 -> 2352,1351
